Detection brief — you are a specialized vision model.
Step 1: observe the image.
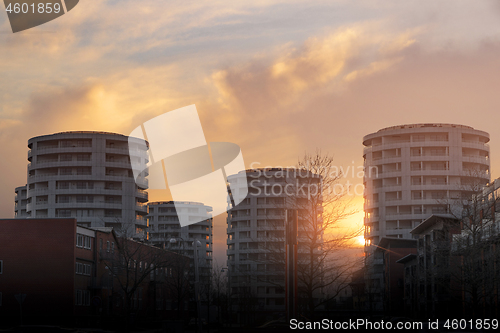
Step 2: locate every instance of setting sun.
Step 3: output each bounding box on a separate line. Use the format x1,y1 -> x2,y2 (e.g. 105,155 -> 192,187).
355,235 -> 365,246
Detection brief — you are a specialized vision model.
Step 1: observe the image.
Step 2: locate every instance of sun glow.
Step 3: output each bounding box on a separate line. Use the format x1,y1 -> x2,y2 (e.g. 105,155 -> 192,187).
355,235 -> 365,246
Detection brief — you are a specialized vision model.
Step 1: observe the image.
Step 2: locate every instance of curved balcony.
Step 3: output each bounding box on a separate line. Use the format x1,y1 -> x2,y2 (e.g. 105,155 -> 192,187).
371,185 -> 402,193
364,230 -> 380,239
364,216 -> 379,224
461,141 -> 489,150
369,156 -> 403,165
135,218 -> 148,227
232,226 -> 253,232
135,205 -> 148,213
128,148 -> 149,157
54,202 -> 124,210
32,146 -> 93,156
28,174 -> 96,182
29,161 -> 94,172
135,177 -> 148,189
408,184 -> 458,191
409,169 -> 454,176
104,147 -> 130,155
384,229 -> 412,238
363,201 -> 380,210
235,248 -> 263,254
409,155 -> 450,162
377,170 -> 402,177
383,213 -> 429,221
229,214 -> 253,221
105,160 -> 133,168
462,155 -> 489,165
136,191 -> 148,202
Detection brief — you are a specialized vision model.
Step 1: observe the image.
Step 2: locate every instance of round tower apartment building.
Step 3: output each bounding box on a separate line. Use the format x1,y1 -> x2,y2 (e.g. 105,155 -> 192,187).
363,123 -> 490,250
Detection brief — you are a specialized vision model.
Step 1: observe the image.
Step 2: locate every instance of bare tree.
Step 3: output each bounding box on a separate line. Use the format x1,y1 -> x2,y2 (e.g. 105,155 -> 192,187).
162,250 -> 192,318
98,233 -> 186,328
243,151 -> 363,316
292,151 -> 363,314
211,261 -> 229,324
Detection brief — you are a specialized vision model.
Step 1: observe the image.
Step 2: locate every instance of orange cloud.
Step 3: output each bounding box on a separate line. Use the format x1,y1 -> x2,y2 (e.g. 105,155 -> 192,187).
211,24 -> 420,115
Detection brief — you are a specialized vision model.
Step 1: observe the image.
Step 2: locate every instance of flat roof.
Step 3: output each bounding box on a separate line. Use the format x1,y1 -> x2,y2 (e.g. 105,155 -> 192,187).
376,123 -> 474,133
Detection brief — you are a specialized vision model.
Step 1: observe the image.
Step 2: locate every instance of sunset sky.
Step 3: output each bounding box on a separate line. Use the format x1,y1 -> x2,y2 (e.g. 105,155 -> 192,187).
2,0 -> 500,260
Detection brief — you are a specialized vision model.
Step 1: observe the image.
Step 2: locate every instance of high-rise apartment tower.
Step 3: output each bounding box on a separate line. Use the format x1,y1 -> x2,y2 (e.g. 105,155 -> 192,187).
16,131 -> 149,235
363,123 -> 490,249
226,168 -> 323,315
362,123 -> 490,311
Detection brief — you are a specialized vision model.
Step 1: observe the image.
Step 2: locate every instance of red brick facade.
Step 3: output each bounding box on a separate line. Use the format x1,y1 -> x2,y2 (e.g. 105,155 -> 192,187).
0,218 -> 190,326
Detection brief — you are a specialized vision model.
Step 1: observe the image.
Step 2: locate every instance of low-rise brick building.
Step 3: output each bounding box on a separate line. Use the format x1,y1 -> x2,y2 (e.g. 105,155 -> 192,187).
0,218 -> 190,327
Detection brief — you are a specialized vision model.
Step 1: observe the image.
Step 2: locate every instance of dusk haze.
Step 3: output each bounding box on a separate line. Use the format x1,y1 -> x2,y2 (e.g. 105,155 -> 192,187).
2,1 -> 500,331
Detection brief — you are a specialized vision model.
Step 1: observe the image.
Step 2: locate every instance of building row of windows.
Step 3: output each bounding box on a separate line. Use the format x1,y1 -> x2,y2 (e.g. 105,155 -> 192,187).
75,262 -> 91,276
76,234 -> 92,249
58,209 -> 122,218
36,153 -> 92,163
75,289 -> 91,306
99,239 -> 115,254
150,207 -> 203,214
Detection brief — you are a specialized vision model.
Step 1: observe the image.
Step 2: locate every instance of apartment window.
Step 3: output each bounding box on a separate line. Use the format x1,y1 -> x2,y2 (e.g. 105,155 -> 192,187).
77,167 -> 91,175
77,140 -> 90,147
413,135 -> 425,142
58,209 -> 72,217
430,162 -> 447,170
57,195 -> 70,203
60,168 -> 72,175
84,264 -> 91,276
57,181 -> 70,189
100,239 -> 103,250
79,196 -> 93,204
107,241 -> 110,252
84,236 -> 91,249
76,290 -> 82,305
411,177 -> 422,185
430,134 -> 448,141
60,154 -> 72,161
76,262 -> 83,274
431,177 -> 447,185
0,260 -> 3,274
76,234 -> 84,248
77,154 -> 91,161
111,242 -> 115,254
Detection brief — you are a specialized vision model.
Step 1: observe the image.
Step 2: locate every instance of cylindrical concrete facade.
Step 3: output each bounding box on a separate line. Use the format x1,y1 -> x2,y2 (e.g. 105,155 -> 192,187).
25,131 -> 149,234
363,124 -> 490,250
